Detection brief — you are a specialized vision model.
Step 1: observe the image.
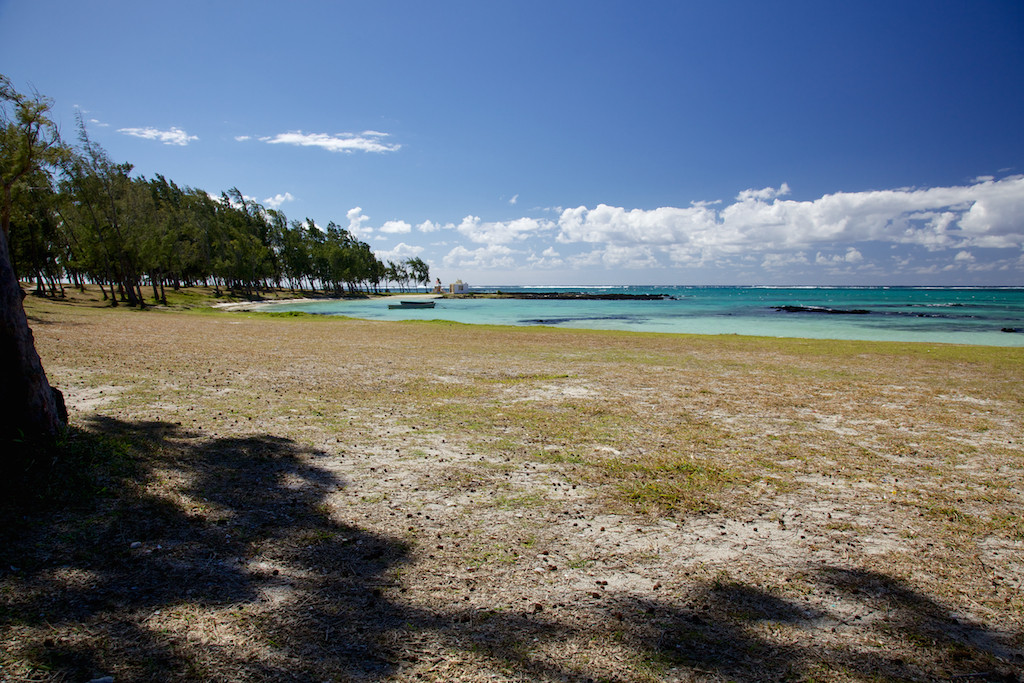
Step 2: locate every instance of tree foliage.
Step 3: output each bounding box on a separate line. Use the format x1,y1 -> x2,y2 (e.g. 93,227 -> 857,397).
0,75 -> 67,443
3,76 -> 429,305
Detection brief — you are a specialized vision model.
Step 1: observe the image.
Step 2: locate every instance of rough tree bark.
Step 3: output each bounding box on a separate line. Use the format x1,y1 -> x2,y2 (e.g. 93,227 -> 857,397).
0,221 -> 64,441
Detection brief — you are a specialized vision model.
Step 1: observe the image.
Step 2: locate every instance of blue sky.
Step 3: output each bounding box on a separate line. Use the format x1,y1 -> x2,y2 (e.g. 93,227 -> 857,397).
2,0 -> 1023,286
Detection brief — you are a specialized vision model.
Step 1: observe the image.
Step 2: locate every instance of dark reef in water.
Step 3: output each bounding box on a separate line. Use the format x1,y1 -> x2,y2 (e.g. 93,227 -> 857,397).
772,305 -> 871,315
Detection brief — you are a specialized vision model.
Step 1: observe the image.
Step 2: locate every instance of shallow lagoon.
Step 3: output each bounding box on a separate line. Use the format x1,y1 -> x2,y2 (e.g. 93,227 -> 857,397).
263,286 -> 1024,347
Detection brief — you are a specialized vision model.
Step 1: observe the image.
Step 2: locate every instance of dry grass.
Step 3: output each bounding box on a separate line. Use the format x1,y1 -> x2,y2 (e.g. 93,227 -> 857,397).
2,287 -> 1022,682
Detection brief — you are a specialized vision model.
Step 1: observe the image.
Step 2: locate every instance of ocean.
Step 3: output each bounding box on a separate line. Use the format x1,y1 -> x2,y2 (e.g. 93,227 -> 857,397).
262,286 -> 1024,347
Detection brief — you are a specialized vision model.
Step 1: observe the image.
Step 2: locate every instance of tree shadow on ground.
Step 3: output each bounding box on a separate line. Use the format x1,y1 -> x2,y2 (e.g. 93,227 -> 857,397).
0,417 -> 578,681
1,417 -> 414,680
2,418 -> 1022,681
619,569 -> 1022,682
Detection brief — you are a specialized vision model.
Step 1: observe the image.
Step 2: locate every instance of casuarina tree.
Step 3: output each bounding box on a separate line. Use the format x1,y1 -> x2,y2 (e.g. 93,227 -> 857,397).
0,75 -> 66,445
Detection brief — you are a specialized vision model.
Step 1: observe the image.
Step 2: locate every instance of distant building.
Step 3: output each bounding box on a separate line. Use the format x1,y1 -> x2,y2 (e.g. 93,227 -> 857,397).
449,279 -> 468,294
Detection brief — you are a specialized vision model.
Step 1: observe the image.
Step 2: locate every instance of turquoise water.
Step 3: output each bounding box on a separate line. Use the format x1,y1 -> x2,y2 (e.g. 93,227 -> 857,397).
263,286 -> 1024,347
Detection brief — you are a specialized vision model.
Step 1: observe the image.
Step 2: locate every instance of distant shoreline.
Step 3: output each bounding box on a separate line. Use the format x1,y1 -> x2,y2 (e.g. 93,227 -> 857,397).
213,291 -> 670,311
228,286 -> 1024,347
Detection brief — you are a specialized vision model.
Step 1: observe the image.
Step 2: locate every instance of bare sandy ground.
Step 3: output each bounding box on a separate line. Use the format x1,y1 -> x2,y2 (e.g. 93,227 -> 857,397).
4,293 -> 1022,682
212,292 -> 440,312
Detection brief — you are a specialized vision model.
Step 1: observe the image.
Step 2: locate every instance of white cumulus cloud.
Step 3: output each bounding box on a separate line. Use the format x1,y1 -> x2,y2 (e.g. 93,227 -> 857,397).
558,204 -> 718,247
263,192 -> 295,209
567,245 -> 661,270
815,248 -> 864,267
551,177 -> 1024,264
443,244 -> 517,269
338,177 -> 1024,282
958,177 -> 1024,247
375,242 -> 424,263
347,207 -> 372,236
380,220 -> 412,235
457,215 -> 553,245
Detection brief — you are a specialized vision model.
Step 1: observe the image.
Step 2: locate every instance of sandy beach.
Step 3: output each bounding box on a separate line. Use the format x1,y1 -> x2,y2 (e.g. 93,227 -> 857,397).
3,289 -> 1022,682
212,292 -> 442,313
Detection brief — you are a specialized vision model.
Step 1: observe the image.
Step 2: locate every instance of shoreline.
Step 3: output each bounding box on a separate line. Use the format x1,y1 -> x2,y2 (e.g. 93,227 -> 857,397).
217,294 -> 1024,348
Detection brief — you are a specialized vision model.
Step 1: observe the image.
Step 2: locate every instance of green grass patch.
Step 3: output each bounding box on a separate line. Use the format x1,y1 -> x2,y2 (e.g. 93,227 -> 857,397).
486,372 -> 575,384
600,452 -> 741,514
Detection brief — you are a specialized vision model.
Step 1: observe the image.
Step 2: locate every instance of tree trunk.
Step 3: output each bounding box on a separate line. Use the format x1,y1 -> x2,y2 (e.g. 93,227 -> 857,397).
0,223 -> 65,442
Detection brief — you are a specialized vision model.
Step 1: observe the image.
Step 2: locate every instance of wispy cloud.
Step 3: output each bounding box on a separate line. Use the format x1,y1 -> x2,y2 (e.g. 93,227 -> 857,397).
259,130 -> 400,154
736,183 -> 790,202
417,219 -> 453,233
117,126 -> 198,146
527,247 -> 565,269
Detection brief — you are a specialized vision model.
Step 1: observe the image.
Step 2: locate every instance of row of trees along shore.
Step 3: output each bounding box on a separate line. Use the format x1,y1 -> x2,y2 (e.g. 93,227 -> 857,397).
5,89 -> 430,308
2,75 -> 430,444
